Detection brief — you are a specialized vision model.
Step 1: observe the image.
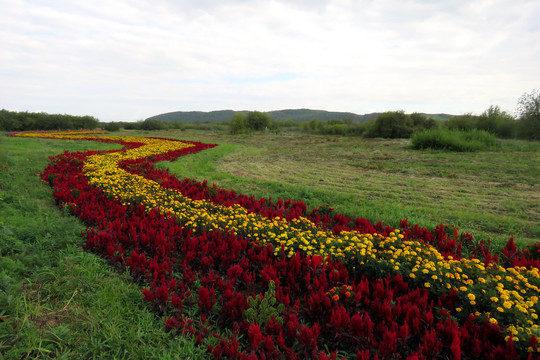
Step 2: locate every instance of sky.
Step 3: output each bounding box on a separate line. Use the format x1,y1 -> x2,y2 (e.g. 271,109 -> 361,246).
1,0 -> 539,122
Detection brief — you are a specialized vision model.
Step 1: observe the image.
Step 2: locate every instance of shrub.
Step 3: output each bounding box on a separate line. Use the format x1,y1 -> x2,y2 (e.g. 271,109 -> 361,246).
103,122 -> 121,132
229,112 -> 247,134
246,111 -> 271,131
365,111 -> 413,138
477,105 -> 517,139
516,90 -> 540,140
411,128 -> 500,152
447,113 -> 478,131
140,119 -> 167,130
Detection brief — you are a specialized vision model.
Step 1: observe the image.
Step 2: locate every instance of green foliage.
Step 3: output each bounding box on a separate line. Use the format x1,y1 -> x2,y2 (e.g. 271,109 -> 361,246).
447,109 -> 519,140
246,111 -> 271,131
229,111 -> 272,134
363,111 -> 439,139
169,120 -> 186,130
244,281 -> 285,326
477,106 -> 517,139
102,122 -> 121,132
448,113 -> 478,131
299,118 -> 372,136
365,111 -> 414,138
230,112 -> 247,134
516,90 -> 540,140
140,119 -> 167,131
410,112 -> 438,132
122,122 -> 142,130
0,109 -> 99,131
411,128 -> 500,152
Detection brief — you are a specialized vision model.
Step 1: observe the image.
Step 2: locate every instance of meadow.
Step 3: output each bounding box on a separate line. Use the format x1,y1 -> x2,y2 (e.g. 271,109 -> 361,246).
1,129 -> 539,359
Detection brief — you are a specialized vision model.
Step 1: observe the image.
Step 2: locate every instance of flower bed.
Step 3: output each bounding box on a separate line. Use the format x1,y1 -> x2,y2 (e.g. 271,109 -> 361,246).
9,131 -> 540,359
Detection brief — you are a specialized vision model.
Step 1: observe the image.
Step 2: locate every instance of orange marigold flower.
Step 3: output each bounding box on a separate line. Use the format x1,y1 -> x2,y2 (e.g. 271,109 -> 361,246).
332,294 -> 339,301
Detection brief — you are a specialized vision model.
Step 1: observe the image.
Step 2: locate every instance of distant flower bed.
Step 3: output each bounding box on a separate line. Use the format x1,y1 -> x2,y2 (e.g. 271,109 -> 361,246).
9,131 -> 540,359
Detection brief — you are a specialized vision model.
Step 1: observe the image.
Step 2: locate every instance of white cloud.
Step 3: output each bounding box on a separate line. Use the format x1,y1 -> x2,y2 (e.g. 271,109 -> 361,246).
1,0 -> 539,121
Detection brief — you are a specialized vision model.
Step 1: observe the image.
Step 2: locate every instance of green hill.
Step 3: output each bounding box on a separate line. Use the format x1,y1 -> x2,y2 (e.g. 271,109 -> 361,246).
146,109 -> 452,123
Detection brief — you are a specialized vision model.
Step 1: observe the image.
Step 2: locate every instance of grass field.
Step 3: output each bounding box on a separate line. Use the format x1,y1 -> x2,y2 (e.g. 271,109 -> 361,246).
1,129 -> 539,358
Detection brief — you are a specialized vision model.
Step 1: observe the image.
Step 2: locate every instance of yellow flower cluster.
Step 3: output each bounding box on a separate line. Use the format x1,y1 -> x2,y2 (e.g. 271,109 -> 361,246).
14,131 -> 540,351
377,236 -> 540,344
13,130 -> 107,138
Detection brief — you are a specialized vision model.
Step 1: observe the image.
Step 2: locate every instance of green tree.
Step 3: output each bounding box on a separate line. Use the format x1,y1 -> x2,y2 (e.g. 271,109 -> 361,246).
230,112 -> 247,134
140,119 -> 166,130
365,111 -> 413,138
516,90 -> 540,140
477,105 -> 516,139
103,122 -> 121,131
448,113 -> 478,131
410,113 -> 437,132
246,111 -> 271,131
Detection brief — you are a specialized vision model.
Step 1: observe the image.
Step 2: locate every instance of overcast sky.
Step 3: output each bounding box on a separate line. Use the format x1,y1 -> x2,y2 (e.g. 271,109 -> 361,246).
1,0 -> 539,122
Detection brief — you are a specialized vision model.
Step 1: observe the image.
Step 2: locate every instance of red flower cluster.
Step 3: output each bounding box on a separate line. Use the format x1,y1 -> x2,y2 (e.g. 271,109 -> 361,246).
35,135 -> 538,359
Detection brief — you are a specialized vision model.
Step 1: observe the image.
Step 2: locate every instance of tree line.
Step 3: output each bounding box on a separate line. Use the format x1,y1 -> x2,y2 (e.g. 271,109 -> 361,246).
0,110 -> 99,131
229,91 -> 539,141
2,90 -> 538,141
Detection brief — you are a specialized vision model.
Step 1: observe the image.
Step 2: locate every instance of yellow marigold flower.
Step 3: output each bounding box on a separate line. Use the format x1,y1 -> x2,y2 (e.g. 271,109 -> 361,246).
459,286 -> 467,292
491,297 -> 499,302
497,307 -> 504,312
456,308 -> 462,312
489,318 -> 497,324
424,282 -> 431,288
467,294 -> 476,301
503,301 -> 513,309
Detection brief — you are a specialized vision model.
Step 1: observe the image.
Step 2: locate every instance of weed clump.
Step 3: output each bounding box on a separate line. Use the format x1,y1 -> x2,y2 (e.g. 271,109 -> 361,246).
411,128 -> 499,152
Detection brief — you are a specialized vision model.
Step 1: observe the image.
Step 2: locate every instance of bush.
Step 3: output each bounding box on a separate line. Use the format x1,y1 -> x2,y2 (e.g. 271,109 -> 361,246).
516,90 -> 540,140
447,113 -> 478,131
140,119 -> 167,131
477,105 -> 517,139
230,112 -> 247,134
123,122 -> 142,130
411,128 -> 500,152
246,111 -> 271,131
102,122 -> 121,132
364,111 -> 413,138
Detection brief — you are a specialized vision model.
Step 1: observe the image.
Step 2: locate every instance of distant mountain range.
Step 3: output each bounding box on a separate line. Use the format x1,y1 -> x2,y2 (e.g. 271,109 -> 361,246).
146,109 -> 453,123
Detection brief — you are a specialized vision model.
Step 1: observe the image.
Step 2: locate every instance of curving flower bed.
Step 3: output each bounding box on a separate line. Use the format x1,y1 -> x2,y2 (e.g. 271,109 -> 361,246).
9,130 -> 540,359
